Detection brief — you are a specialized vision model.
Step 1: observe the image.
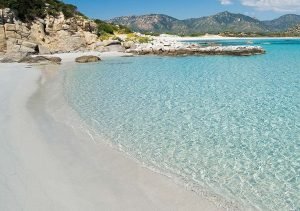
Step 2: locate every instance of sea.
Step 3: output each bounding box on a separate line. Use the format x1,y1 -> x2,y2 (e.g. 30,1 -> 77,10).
63,39 -> 300,210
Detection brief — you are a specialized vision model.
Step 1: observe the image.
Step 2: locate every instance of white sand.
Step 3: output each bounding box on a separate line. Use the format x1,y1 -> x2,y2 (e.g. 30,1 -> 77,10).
0,57 -> 225,210
157,34 -> 300,41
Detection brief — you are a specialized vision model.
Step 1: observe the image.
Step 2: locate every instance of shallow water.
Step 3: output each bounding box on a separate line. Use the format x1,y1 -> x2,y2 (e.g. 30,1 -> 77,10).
64,39 -> 300,210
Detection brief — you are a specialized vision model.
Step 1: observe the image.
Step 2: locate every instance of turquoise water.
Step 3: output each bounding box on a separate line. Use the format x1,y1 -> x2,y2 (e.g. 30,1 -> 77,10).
64,39 -> 300,210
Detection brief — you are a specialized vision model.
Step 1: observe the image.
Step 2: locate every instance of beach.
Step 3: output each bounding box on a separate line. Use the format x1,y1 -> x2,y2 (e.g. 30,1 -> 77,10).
0,55 -> 223,211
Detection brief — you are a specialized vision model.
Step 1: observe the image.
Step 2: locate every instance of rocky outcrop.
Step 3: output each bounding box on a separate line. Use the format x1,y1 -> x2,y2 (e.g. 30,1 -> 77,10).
126,37 -> 265,56
128,45 -> 265,56
18,56 -> 62,64
91,41 -> 125,53
0,8 -> 100,61
75,55 -> 101,63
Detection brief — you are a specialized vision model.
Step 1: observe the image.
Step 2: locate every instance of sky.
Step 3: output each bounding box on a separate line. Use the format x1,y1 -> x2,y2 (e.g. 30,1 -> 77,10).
64,0 -> 300,21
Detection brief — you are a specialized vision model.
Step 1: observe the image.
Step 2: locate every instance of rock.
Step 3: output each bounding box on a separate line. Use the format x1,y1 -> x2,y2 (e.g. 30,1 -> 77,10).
0,25 -> 6,51
18,55 -> 62,64
75,55 -> 101,63
5,30 -> 17,39
0,8 -> 101,54
122,41 -> 135,49
83,31 -> 98,45
38,45 -> 51,54
0,52 -> 29,63
19,45 -> 36,53
103,40 -> 121,47
127,37 -> 266,56
106,44 -> 125,52
0,8 -> 125,55
21,41 -> 37,49
4,23 -> 16,31
29,21 -> 46,42
94,46 -> 108,52
45,56 -> 62,64
46,30 -> 86,53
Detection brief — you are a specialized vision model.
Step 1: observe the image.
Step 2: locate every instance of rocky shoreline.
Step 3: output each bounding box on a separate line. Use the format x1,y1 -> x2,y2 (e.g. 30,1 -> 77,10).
0,8 -> 125,62
0,7 -> 266,63
126,38 -> 265,56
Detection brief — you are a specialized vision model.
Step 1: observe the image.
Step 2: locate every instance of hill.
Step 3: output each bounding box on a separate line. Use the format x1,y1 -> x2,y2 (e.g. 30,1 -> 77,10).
183,11 -> 267,34
109,14 -> 188,34
110,12 -> 300,35
263,14 -> 300,32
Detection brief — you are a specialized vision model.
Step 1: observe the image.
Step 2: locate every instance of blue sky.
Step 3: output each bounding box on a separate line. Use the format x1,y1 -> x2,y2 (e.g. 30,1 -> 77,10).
64,0 -> 300,21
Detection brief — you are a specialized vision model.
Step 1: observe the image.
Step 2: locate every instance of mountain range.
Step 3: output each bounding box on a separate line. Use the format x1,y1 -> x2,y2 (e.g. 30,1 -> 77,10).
109,12 -> 300,34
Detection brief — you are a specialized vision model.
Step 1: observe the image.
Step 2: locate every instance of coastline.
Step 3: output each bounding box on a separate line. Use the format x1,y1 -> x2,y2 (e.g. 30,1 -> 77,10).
156,34 -> 300,41
0,55 -> 227,210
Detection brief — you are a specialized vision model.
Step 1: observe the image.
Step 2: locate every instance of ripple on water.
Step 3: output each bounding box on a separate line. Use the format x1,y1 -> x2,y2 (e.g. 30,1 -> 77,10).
64,40 -> 300,210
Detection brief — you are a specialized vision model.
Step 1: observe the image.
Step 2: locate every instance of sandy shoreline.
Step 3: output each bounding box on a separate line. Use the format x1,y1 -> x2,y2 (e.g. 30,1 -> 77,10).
156,34 -> 300,41
0,55 -> 227,210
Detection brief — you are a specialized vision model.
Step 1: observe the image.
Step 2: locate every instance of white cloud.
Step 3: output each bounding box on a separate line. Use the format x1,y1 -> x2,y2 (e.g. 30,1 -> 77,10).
241,0 -> 300,12
220,0 -> 233,5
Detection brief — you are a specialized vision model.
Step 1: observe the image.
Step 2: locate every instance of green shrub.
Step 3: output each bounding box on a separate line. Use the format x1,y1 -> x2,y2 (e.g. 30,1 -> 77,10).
94,19 -> 132,36
137,36 -> 151,43
94,19 -> 120,36
0,0 -> 46,21
99,32 -> 113,41
125,33 -> 151,43
117,25 -> 132,34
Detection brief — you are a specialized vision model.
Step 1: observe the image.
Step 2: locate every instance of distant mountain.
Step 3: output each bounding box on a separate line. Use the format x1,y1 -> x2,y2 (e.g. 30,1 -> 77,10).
109,12 -> 300,35
109,14 -> 188,34
183,11 -> 267,34
263,14 -> 300,31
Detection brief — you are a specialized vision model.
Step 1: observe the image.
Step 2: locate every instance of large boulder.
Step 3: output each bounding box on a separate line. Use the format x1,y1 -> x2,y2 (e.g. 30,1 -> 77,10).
19,55 -> 62,64
38,45 -> 51,54
122,41 -> 136,49
0,52 -> 29,63
75,55 -> 101,63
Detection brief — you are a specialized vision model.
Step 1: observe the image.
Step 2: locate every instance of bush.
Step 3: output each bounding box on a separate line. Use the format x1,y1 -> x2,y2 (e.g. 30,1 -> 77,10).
117,25 -> 132,34
125,33 -> 151,43
94,19 -> 117,35
94,19 -> 132,36
137,36 -> 151,43
0,0 -> 46,21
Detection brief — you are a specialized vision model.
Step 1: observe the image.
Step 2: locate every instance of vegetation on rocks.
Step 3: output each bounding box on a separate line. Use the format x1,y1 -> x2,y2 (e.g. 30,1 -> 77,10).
126,33 -> 151,43
0,0 -> 84,21
94,19 -> 132,41
0,0 -> 132,41
94,19 -> 132,35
